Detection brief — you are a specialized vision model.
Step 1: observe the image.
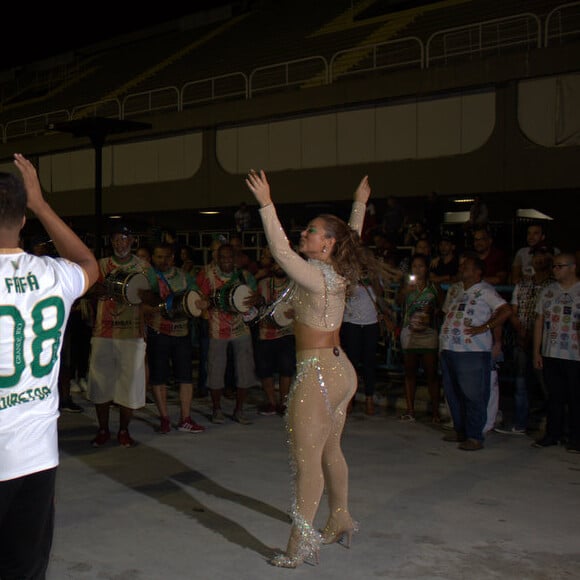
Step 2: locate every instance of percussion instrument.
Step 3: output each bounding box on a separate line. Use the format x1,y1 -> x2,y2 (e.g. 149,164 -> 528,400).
212,282 -> 253,313
160,290 -> 202,320
105,270 -> 149,305
254,281 -> 296,328
270,300 -> 294,328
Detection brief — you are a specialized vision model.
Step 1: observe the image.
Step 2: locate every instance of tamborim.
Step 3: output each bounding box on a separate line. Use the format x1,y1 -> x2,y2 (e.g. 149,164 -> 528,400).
213,283 -> 253,313
105,270 -> 149,305
161,290 -> 202,319
270,300 -> 294,328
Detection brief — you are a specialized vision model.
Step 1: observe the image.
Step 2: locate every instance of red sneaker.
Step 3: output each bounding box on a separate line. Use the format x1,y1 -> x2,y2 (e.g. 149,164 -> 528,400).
158,416 -> 171,434
117,429 -> 136,448
91,429 -> 111,448
177,417 -> 205,434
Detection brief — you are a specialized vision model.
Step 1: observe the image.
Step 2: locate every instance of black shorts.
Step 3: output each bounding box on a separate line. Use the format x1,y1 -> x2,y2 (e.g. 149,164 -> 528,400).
254,334 -> 296,379
147,329 -> 193,385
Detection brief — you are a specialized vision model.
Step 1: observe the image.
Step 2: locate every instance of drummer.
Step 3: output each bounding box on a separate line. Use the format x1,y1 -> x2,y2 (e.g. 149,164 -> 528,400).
255,258 -> 296,417
86,222 -> 158,448
144,242 -> 207,435
196,243 -> 259,425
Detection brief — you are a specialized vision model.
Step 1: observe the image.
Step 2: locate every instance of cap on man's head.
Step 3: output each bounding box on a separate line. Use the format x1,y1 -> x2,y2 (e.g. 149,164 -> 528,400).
110,222 -> 133,237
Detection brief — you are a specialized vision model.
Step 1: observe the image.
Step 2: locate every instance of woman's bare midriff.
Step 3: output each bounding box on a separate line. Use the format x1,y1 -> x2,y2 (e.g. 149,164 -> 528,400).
294,321 -> 340,351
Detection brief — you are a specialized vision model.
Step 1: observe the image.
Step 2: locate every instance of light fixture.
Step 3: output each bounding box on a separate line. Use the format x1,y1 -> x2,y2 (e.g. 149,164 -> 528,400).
453,198 -> 474,204
516,209 -> 553,220
199,210 -> 220,215
108,215 -> 122,219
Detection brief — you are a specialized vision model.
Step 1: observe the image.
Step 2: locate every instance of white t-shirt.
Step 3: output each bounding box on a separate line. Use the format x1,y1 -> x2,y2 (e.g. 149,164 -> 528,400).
512,247 -> 534,278
535,281 -> 580,361
439,281 -> 506,353
513,246 -> 560,278
0,251 -> 87,481
343,284 -> 379,325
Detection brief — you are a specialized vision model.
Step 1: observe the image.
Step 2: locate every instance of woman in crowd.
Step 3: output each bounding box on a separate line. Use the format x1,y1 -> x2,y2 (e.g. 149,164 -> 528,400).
341,245 -> 395,416
245,169 -> 371,568
397,253 -> 443,423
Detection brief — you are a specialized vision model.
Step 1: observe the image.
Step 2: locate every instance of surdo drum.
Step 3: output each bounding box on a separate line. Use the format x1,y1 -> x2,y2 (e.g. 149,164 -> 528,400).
160,290 -> 202,320
105,270 -> 149,305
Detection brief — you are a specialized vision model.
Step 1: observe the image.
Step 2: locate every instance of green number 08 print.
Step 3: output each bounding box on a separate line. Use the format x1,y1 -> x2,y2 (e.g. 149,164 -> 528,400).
0,296 -> 65,388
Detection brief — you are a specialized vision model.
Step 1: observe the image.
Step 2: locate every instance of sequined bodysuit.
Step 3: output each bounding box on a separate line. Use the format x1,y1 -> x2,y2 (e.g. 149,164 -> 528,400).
258,202 -> 365,564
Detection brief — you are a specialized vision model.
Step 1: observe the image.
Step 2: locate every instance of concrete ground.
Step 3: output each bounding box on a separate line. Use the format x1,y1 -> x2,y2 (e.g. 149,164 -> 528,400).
48,382 -> 580,580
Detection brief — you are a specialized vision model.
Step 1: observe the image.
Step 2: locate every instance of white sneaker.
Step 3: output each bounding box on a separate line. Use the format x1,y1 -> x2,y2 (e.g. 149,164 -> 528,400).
70,380 -> 82,393
79,378 -> 88,391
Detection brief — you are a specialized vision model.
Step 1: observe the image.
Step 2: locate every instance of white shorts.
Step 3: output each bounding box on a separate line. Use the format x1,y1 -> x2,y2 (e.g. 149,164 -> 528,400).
87,337 -> 147,409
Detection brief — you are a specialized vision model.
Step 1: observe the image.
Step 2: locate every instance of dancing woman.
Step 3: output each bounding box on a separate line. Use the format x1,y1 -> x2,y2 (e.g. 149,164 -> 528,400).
246,169 -> 371,568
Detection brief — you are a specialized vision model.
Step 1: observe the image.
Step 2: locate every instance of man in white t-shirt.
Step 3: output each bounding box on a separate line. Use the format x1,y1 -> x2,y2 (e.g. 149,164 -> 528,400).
439,253 -> 511,450
0,155 -> 98,579
511,222 -> 560,284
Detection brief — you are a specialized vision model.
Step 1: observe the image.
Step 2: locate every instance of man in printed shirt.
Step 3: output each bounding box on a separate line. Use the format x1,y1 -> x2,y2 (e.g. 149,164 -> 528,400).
196,243 -> 258,425
86,222 -> 157,448
532,251 -> 580,452
439,253 -> 511,451
145,242 -> 207,434
495,246 -> 554,435
0,154 -> 98,579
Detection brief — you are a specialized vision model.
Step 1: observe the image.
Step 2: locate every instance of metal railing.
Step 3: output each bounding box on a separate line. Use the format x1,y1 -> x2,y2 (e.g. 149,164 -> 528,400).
123,86 -> 180,118
249,56 -> 328,97
329,36 -> 424,81
426,13 -> 541,67
182,72 -> 248,108
545,1 -> 580,46
1,4 -> 577,143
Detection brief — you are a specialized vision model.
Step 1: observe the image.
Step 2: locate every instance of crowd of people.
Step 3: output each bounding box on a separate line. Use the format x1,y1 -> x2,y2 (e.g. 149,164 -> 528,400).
2,161 -> 578,575
21,194 -> 580,458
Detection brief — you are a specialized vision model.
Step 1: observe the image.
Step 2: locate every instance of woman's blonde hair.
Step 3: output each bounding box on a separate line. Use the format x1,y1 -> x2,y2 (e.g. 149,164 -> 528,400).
319,214 -> 393,295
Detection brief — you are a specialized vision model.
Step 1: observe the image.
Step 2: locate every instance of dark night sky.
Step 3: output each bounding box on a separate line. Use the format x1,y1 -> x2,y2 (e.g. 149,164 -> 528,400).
0,3 -> 232,71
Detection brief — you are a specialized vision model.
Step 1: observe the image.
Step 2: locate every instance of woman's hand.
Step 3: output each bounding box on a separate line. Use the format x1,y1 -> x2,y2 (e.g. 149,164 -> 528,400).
245,169 -> 272,208
354,175 -> 371,204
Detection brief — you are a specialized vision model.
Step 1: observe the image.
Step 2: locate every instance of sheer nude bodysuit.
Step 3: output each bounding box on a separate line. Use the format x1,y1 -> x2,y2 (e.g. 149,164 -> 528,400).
258,201 -> 365,565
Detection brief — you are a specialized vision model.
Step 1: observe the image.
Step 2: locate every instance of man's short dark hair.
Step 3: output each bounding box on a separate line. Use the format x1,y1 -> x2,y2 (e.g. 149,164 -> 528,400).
0,172 -> 27,228
463,251 -> 486,276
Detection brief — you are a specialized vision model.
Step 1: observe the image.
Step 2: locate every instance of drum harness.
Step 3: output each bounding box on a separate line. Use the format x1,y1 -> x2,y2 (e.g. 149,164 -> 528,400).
155,268 -> 179,315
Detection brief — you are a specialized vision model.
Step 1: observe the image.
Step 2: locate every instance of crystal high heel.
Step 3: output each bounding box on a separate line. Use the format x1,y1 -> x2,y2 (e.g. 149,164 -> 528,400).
268,515 -> 321,568
321,521 -> 360,548
268,548 -> 320,568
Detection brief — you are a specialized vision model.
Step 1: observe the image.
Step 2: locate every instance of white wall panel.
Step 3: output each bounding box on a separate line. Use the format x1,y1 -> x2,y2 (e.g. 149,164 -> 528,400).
269,119 -> 301,170
461,91 -> 495,152
518,77 -> 557,146
216,127 -> 238,173
376,102 -> 417,160
337,109 -> 376,165
417,96 -> 461,158
113,134 -> 201,185
301,114 -> 337,168
237,124 -> 270,172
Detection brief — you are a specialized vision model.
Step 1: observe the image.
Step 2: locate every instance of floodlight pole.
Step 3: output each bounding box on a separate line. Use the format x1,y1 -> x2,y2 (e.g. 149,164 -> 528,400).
50,117 -> 152,258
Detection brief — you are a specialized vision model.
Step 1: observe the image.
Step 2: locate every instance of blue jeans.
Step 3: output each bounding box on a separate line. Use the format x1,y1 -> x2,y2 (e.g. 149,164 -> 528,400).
441,350 -> 491,442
